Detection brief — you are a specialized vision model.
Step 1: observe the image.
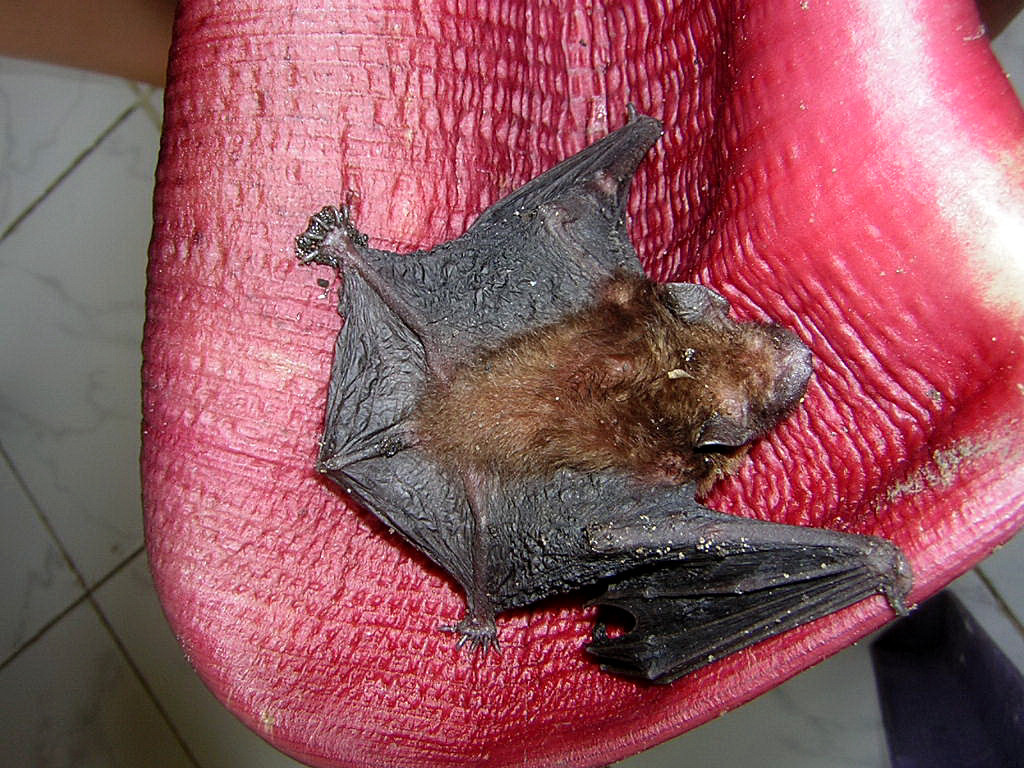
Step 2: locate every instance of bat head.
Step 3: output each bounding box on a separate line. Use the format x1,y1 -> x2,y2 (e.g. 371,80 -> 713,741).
678,320 -> 811,493
588,275 -> 813,491
413,272 -> 811,494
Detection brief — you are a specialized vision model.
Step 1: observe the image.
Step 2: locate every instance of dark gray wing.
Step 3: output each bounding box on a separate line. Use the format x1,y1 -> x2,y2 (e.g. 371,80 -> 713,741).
315,269 -> 475,588
340,112 -> 664,360
483,472 -> 911,683
305,113 -> 664,587
467,110 -> 663,234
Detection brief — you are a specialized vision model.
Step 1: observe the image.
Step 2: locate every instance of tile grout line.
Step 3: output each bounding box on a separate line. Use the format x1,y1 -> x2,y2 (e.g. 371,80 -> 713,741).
0,439 -> 91,620
128,80 -> 165,132
139,96 -> 165,132
88,580 -> 204,768
0,441 -> 203,768
0,542 -> 144,670
974,565 -> 1024,641
0,101 -> 140,243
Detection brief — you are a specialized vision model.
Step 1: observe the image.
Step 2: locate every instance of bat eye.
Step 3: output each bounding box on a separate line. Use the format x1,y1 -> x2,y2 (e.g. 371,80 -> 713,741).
695,414 -> 756,451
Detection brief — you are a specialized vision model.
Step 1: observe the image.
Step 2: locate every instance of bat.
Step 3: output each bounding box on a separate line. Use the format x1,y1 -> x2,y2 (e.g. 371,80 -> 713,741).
295,108 -> 912,683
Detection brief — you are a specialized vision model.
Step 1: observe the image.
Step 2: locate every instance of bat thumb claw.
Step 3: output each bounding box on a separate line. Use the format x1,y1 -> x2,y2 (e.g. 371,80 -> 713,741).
294,205 -> 368,270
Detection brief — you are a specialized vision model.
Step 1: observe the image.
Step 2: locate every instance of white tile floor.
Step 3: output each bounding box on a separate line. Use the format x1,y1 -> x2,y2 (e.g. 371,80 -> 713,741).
1,14 -> 1022,767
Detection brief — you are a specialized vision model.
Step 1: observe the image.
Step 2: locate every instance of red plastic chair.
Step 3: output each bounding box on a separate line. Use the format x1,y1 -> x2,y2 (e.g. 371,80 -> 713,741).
142,0 -> 1024,765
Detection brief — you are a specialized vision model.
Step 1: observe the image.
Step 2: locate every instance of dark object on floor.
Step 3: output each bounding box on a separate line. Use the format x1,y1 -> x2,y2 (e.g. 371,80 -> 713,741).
296,110 -> 911,683
872,590 -> 1024,768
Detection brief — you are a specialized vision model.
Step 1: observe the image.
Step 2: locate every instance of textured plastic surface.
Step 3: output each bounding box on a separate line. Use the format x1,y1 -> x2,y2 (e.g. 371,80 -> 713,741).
142,0 -> 1024,766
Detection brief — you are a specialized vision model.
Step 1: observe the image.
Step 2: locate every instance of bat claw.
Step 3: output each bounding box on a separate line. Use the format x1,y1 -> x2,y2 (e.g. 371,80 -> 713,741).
440,616 -> 500,654
295,205 -> 368,269
874,539 -> 915,616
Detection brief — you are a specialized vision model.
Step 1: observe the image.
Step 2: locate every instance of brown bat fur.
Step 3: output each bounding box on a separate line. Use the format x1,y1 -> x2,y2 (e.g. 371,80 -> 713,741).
413,273 -> 810,495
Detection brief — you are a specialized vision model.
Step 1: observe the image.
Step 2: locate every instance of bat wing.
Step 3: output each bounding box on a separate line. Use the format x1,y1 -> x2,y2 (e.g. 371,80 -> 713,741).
315,266 -> 475,588
584,504 -> 912,683
484,473 -> 911,683
326,110 -> 663,361
468,108 -> 661,235
302,110 -> 664,590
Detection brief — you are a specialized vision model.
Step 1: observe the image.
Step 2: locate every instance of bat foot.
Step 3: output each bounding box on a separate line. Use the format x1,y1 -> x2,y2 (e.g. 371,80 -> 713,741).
440,616 -> 500,653
870,538 -> 914,615
295,205 -> 368,268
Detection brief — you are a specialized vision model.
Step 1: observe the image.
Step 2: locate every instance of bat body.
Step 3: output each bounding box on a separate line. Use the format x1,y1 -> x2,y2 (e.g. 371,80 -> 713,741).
296,111 -> 911,683
414,270 -> 813,494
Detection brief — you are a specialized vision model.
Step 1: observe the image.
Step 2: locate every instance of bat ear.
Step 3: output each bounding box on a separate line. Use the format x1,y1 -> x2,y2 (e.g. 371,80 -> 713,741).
763,325 -> 813,415
695,414 -> 756,450
663,283 -> 731,324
